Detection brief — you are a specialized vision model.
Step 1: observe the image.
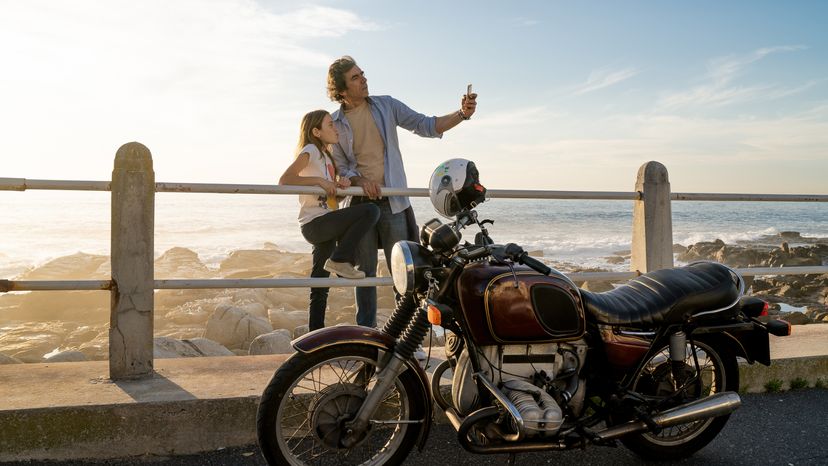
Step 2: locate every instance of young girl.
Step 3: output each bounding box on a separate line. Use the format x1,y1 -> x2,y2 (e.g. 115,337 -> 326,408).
280,110 -> 380,331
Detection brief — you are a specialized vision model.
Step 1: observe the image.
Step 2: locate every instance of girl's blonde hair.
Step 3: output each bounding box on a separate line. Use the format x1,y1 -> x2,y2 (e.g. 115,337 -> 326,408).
297,110 -> 337,175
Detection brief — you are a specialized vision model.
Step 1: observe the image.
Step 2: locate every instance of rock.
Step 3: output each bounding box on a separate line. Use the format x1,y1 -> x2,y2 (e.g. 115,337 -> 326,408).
152,336 -> 232,358
15,252 -> 109,280
778,285 -> 801,298
714,246 -> 763,268
219,249 -> 309,278
613,249 -> 632,256
672,244 -> 687,254
581,281 -> 614,292
164,306 -> 211,325
78,333 -> 109,360
677,239 -> 725,262
44,350 -> 88,362
63,326 -> 103,348
0,322 -> 68,362
154,336 -> 203,358
751,279 -> 774,292
269,308 -> 309,331
293,324 -> 310,338
154,247 -> 211,279
781,242 -> 790,254
249,329 -> 294,355
0,353 -> 23,364
780,311 -> 811,325
186,338 -> 234,356
203,306 -> 273,350
605,256 -> 625,264
238,302 -> 268,319
779,231 -> 802,240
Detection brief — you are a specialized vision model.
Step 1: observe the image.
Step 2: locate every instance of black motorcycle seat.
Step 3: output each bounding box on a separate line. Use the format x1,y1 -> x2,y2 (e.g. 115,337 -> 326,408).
580,262 -> 739,327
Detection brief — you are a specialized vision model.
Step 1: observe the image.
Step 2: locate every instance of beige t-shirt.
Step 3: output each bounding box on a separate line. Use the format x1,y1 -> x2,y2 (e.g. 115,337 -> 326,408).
345,103 -> 385,185
296,144 -> 337,225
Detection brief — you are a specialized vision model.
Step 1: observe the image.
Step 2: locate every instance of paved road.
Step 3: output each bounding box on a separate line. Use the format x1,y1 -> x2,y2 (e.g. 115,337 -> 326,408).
9,390 -> 827,465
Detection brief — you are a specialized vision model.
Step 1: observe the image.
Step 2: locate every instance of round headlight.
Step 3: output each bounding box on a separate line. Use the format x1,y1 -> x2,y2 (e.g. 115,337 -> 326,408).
391,241 -> 415,294
390,241 -> 432,295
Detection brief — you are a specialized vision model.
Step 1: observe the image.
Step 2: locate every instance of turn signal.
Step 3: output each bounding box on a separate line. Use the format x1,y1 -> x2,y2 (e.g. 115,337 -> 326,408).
427,304 -> 442,326
766,319 -> 791,337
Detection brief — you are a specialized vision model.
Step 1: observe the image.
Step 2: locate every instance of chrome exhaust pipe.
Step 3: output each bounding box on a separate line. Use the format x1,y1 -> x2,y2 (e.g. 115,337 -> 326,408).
595,392 -> 742,441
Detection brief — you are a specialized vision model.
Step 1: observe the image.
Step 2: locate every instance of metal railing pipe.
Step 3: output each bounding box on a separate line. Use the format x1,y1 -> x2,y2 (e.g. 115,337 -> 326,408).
0,178 -> 110,191
154,277 -> 393,289
672,192 -> 828,202
0,280 -> 112,292
733,266 -> 828,276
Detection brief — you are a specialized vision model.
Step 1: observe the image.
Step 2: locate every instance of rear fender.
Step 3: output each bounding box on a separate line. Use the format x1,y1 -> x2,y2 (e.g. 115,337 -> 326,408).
692,322 -> 771,366
292,325 -> 434,450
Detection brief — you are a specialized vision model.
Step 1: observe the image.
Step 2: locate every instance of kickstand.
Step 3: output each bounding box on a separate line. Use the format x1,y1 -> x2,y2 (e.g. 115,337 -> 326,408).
507,453 -> 517,465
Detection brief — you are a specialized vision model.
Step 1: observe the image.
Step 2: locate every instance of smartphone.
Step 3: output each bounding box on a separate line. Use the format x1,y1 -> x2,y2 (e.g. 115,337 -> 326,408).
466,84 -> 473,97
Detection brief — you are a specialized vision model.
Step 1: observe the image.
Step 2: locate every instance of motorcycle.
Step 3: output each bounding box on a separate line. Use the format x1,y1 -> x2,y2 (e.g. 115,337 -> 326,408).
256,159 -> 791,465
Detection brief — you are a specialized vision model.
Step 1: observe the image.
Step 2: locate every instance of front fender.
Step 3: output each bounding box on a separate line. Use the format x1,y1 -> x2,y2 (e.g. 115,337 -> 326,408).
293,325 -> 396,353
292,325 -> 434,450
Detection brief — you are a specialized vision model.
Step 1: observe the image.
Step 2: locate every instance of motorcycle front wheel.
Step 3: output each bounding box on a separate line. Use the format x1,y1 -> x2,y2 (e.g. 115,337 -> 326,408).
621,337 -> 738,460
256,344 -> 426,466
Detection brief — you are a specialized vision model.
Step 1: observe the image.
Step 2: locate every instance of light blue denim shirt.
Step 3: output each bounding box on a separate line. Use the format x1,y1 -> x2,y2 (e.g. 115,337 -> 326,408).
331,95 -> 442,214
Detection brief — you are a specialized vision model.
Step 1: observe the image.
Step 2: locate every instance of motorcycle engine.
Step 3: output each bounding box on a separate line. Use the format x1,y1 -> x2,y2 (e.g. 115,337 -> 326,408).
451,340 -> 587,437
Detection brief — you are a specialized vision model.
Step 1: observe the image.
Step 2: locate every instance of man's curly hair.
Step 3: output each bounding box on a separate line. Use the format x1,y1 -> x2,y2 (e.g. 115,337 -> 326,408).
327,56 -> 357,103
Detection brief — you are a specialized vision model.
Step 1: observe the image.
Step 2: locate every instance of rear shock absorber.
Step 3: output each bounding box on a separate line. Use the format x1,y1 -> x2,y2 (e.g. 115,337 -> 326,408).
669,330 -> 688,388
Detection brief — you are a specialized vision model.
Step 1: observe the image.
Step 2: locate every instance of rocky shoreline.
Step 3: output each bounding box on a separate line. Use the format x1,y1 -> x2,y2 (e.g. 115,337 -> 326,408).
1,232 -> 826,364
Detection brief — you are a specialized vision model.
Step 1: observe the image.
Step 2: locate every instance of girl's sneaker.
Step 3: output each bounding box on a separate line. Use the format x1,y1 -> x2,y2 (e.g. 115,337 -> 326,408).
323,259 -> 366,279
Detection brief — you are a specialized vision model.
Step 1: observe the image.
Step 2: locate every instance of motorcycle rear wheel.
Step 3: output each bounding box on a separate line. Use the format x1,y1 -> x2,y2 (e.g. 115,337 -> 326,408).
621,338 -> 738,460
256,344 -> 426,466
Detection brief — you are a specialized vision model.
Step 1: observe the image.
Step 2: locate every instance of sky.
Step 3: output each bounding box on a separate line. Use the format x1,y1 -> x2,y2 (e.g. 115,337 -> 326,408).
1,0 -> 827,194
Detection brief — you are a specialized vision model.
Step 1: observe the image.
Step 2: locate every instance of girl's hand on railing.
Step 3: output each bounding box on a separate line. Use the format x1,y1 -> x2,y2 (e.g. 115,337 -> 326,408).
318,179 -> 338,197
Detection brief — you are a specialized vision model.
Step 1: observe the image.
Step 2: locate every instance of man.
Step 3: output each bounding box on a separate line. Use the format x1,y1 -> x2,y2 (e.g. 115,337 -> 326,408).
327,55 -> 478,327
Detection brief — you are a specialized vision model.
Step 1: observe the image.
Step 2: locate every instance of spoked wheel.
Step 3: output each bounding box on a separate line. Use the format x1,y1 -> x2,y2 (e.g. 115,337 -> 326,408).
621,338 -> 738,460
256,344 -> 426,466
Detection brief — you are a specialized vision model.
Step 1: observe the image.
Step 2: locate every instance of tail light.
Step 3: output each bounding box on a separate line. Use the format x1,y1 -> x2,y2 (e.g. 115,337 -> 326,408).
740,296 -> 769,318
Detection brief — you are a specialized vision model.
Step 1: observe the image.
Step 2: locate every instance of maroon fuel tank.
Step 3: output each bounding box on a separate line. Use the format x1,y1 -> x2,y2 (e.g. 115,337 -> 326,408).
456,261 -> 586,345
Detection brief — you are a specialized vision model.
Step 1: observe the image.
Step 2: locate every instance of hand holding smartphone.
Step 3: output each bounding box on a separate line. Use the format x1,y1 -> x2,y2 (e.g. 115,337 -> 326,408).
461,84 -> 476,120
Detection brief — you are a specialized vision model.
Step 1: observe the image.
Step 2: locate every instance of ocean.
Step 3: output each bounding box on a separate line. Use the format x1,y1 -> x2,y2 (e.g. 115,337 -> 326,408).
2,190 -> 828,279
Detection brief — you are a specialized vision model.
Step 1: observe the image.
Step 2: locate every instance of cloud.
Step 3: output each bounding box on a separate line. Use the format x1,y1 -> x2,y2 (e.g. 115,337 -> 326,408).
571,67 -> 640,95
0,1 -> 379,181
658,45 -> 808,109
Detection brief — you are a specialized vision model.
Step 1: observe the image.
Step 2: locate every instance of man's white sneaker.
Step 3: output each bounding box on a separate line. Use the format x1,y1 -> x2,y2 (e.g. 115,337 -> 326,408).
323,259 -> 366,279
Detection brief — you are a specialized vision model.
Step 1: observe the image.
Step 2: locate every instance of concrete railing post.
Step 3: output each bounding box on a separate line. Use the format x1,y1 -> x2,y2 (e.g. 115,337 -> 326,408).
110,142 -> 155,380
631,161 -> 674,273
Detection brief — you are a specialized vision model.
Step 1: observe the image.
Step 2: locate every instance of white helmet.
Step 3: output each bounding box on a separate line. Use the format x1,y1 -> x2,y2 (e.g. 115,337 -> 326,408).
428,158 -> 486,218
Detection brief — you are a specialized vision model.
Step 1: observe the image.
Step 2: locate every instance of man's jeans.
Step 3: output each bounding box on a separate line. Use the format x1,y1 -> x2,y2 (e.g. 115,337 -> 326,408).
353,199 -> 410,328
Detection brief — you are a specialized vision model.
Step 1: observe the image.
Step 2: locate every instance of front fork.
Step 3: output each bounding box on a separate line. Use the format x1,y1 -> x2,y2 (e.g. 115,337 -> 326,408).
342,295 -> 431,446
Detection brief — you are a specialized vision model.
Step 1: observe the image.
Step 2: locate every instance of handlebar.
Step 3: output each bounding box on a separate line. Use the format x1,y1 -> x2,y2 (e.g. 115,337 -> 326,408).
518,253 -> 552,275
501,243 -> 550,275
457,243 -> 551,275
